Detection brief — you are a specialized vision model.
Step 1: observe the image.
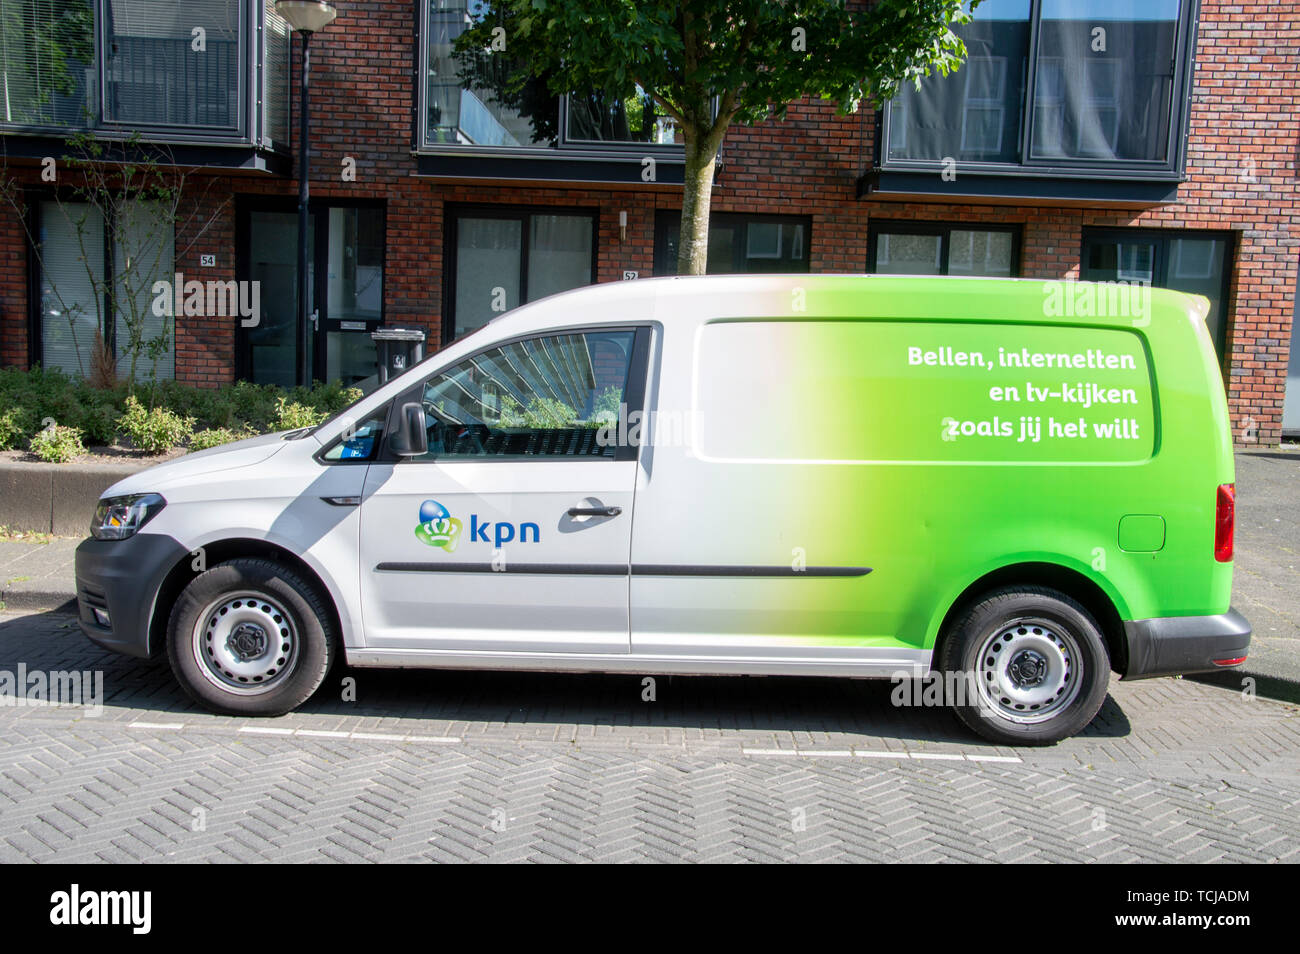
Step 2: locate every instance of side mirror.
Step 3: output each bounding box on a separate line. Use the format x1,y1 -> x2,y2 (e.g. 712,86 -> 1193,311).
389,402 -> 428,457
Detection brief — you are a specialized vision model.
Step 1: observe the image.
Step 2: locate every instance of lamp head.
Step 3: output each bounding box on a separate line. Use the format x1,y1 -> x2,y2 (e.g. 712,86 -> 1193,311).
275,1 -> 337,33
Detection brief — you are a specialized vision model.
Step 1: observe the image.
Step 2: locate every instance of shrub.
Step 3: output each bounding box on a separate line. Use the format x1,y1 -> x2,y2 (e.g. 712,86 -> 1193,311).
273,397 -> 328,431
117,395 -> 194,453
0,407 -> 35,451
29,424 -> 85,463
188,426 -> 253,452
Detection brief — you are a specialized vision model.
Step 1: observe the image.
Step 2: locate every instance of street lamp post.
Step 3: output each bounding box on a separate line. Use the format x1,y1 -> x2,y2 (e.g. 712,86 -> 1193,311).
275,1 -> 337,387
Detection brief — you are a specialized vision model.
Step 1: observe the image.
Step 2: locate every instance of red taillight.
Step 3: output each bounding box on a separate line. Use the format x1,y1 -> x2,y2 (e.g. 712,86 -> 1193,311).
1214,483 -> 1235,562
1213,656 -> 1247,667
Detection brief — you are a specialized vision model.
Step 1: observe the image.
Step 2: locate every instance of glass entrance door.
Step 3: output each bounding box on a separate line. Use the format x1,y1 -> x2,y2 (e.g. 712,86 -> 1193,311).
240,203 -> 385,388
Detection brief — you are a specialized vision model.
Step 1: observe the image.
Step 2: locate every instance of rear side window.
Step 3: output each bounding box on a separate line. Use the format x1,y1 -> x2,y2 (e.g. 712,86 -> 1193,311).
694,320 -> 1155,464
414,330 -> 635,460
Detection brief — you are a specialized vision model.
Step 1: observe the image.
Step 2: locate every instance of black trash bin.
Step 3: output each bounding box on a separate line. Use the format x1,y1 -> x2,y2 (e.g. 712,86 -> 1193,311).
371,327 -> 427,385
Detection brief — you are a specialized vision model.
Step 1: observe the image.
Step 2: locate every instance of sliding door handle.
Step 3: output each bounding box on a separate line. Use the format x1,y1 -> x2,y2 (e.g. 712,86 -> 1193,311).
567,505 -> 622,518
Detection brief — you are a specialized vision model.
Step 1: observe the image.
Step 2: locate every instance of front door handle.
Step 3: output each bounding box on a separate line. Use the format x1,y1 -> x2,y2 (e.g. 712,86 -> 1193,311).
568,505 -> 622,518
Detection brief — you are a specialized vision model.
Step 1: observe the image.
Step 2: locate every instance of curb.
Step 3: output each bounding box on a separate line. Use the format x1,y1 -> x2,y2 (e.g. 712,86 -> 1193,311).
0,589 -> 77,614
0,460 -> 147,536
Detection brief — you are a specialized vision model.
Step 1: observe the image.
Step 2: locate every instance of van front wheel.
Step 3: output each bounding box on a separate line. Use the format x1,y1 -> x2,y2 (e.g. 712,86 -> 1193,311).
939,586 -> 1110,745
166,559 -> 336,716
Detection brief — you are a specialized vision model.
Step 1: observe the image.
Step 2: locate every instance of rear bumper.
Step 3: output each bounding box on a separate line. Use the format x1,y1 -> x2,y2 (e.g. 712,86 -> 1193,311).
75,533 -> 189,659
1121,608 -> 1252,680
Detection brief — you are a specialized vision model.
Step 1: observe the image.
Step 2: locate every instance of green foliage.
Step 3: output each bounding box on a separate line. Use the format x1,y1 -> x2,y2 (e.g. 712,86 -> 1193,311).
117,395 -> 194,453
590,385 -> 623,424
273,397 -> 329,431
0,407 -> 35,450
0,369 -> 363,455
188,426 -> 254,452
455,0 -> 972,273
498,394 -> 578,429
29,424 -> 85,464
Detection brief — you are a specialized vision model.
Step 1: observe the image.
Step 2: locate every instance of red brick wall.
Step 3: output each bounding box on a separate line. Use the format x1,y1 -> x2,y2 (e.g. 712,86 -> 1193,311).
1,0 -> 1295,443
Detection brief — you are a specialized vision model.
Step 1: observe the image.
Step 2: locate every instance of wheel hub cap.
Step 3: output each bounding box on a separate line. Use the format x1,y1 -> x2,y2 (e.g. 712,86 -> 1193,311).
227,622 -> 268,662
975,618 -> 1083,725
1008,649 -> 1048,688
192,593 -> 298,696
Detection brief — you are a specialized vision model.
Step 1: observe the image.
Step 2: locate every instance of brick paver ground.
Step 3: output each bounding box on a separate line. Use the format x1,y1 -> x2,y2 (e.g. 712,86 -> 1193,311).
1,608 -> 1296,862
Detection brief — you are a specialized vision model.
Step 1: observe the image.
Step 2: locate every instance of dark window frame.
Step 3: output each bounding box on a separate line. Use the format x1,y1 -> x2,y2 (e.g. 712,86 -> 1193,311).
878,0 -> 1200,181
443,203 -> 599,345
867,220 -> 1022,277
1080,225 -> 1236,364
653,211 -> 813,276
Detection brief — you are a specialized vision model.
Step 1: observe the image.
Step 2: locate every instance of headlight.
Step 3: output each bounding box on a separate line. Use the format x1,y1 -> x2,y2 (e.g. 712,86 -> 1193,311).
90,493 -> 166,540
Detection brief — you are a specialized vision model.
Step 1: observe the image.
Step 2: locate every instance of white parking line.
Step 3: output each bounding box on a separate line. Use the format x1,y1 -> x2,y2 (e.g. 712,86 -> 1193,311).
854,750 -> 911,759
744,747 -> 1023,764
128,721 -> 184,731
238,726 -> 294,736
403,734 -> 463,744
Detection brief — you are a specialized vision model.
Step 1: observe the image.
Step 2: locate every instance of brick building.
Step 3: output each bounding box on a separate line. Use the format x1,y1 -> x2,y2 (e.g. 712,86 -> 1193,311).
1,0 -> 1296,441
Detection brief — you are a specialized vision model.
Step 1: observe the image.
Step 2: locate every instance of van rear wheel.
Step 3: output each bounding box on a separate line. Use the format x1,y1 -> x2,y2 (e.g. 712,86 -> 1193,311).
166,558 -> 335,716
939,586 -> 1109,745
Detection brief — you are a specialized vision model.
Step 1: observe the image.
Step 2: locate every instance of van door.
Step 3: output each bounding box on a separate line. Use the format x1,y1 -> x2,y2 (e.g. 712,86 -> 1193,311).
358,327 -> 649,654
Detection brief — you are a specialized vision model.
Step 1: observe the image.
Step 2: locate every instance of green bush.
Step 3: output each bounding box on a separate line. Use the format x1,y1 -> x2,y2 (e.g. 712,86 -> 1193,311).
29,424 -> 85,463
0,369 -> 362,453
117,395 -> 194,453
273,397 -> 328,431
0,407 -> 35,451
188,426 -> 253,452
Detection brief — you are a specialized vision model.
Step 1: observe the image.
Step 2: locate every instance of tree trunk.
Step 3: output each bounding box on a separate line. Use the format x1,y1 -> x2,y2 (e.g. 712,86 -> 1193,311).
676,129 -> 720,276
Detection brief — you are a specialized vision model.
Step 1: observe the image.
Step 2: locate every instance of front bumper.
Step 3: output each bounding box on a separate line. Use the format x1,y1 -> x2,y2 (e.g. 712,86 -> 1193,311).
1121,607 -> 1252,680
75,533 -> 190,659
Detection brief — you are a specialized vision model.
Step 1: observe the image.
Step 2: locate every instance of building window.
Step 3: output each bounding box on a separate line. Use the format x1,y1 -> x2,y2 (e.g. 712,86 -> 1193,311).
884,0 -> 1192,174
35,198 -> 176,381
0,1 -> 95,127
419,1 -> 682,153
103,1 -> 241,129
1,1 -> 283,146
654,212 -> 810,275
446,207 -> 596,341
1081,228 -> 1234,362
868,223 -> 1019,277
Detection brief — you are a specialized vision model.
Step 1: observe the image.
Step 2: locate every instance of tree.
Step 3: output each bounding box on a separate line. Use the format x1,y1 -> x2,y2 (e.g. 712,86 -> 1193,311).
455,0 -> 975,275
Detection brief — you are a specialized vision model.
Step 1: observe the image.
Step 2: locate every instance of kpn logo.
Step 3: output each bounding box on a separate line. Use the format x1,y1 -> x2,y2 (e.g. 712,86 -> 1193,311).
414,499 -> 542,551
415,499 -> 462,552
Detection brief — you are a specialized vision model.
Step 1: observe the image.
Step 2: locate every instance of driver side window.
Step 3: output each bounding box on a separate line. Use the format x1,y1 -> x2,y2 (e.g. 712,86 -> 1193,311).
412,329 -> 635,460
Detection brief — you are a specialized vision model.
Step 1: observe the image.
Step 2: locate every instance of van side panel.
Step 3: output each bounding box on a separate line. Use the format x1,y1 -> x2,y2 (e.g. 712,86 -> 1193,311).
630,279 -> 1233,660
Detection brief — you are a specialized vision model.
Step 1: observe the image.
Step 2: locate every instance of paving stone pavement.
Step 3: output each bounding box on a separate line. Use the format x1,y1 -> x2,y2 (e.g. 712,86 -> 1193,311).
1,608 -> 1298,862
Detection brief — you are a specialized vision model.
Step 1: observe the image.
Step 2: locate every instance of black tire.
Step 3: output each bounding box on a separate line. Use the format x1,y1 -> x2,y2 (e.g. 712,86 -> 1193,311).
166,558 -> 336,716
938,585 -> 1110,746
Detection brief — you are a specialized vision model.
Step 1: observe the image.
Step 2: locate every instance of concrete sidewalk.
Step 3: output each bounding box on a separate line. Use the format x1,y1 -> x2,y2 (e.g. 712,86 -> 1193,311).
2,449 -> 1297,695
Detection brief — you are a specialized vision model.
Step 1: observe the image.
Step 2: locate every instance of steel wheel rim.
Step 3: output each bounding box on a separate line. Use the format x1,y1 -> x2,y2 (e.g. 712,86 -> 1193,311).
192,591 -> 299,696
975,616 -> 1083,725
